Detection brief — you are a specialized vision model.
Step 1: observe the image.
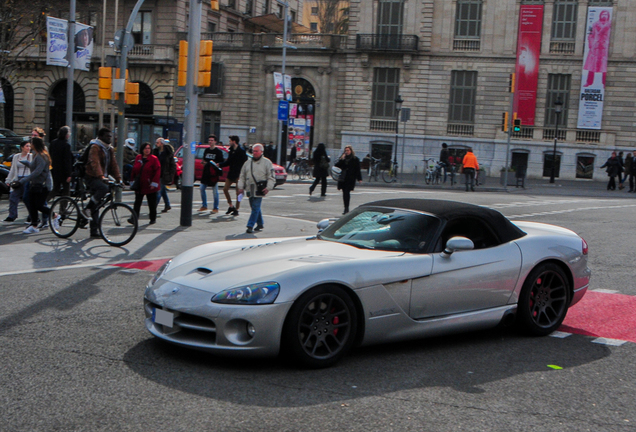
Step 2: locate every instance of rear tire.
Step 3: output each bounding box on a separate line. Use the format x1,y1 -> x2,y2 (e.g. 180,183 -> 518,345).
282,285 -> 357,368
517,263 -> 571,336
49,197 -> 80,238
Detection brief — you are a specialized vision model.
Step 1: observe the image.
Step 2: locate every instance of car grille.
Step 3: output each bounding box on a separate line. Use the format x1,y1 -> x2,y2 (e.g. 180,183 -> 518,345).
145,301 -> 217,345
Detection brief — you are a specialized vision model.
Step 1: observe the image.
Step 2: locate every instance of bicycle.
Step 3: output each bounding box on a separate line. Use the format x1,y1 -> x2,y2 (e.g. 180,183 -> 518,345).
424,159 -> 443,185
49,179 -> 138,247
448,164 -> 458,186
291,157 -> 311,180
382,159 -> 399,183
367,156 -> 381,182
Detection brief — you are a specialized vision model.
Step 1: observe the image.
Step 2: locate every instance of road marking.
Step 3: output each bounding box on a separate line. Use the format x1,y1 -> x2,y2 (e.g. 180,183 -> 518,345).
591,338 -> 628,347
508,204 -> 636,219
549,331 -> 572,338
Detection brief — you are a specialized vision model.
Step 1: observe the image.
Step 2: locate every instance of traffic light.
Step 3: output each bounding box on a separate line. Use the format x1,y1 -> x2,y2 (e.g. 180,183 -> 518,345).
211,0 -> 219,11
509,73 -> 516,93
501,112 -> 509,132
178,40 -> 188,87
513,118 -> 522,132
197,40 -> 213,87
98,67 -> 112,100
125,82 -> 140,105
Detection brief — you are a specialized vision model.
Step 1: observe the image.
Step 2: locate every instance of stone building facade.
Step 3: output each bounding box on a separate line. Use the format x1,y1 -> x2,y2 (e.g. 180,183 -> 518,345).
3,0 -> 635,181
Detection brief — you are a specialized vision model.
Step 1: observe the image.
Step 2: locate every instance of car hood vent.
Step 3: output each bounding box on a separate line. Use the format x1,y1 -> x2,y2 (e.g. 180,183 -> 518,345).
195,267 -> 212,274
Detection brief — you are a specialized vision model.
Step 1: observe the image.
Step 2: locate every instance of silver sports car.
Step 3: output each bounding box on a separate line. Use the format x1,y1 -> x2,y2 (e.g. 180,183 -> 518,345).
144,199 -> 591,368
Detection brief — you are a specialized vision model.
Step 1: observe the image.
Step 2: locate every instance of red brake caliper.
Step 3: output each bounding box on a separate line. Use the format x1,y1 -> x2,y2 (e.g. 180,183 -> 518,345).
332,308 -> 339,335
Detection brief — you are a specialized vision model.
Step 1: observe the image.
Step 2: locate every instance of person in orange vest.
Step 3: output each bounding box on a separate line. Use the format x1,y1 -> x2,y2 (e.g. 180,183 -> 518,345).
462,147 -> 479,192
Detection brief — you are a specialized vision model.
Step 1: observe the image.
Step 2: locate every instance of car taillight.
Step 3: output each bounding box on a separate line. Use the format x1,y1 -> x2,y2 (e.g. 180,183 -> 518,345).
581,238 -> 588,255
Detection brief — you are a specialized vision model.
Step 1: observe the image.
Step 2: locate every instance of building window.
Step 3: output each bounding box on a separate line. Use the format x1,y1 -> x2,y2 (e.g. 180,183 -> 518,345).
576,154 -> 595,179
203,63 -> 224,95
132,11 -> 152,45
227,0 -> 236,9
544,74 -> 570,133
202,111 -> 221,143
543,153 -> 562,178
245,0 -> 254,16
453,0 -> 482,51
290,10 -> 296,22
208,22 -> 217,33
371,68 -> 400,119
311,7 -> 318,15
377,0 -> 404,36
264,0 -> 271,15
588,0 -> 612,5
550,0 -> 577,53
310,22 -> 318,32
448,70 -> 477,125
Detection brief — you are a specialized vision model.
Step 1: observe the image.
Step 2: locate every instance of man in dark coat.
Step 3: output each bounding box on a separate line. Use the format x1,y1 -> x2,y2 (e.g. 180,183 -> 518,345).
152,138 -> 176,212
601,151 -> 622,191
48,125 -> 74,202
199,134 -> 224,213
220,135 -> 247,216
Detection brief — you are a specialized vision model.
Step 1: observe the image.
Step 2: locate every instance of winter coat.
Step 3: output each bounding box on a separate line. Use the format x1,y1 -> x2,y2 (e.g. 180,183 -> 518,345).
238,156 -> 275,197
335,155 -> 362,191
49,138 -> 73,181
153,144 -> 176,185
601,156 -> 622,177
19,153 -> 50,189
123,146 -> 138,165
130,154 -> 161,195
201,146 -> 224,186
85,140 -> 122,181
312,148 -> 330,178
6,152 -> 32,184
462,151 -> 479,170
220,145 -> 248,181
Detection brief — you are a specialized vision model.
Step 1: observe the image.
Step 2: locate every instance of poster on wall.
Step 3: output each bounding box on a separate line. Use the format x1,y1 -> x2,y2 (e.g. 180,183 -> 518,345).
273,72 -> 284,99
513,4 -> 544,126
73,22 -> 94,72
284,75 -> 292,101
46,17 -> 68,67
288,118 -> 308,157
577,7 -> 613,130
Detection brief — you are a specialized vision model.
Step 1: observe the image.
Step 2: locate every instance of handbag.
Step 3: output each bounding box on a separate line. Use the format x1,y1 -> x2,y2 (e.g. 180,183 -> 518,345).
130,159 -> 145,191
250,161 -> 268,196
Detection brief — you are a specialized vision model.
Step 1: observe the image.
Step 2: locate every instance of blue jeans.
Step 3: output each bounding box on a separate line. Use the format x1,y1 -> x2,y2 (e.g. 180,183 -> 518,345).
157,182 -> 171,208
8,181 -> 28,219
247,196 -> 264,228
200,183 -> 219,210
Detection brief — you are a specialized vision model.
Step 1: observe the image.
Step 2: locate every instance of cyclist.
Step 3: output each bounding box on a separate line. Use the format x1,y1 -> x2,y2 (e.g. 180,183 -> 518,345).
439,142 -> 450,183
82,127 -> 122,238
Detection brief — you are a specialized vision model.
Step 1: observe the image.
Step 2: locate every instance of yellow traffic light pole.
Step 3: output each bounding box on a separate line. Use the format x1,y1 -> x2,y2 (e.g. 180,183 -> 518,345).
503,73 -> 516,191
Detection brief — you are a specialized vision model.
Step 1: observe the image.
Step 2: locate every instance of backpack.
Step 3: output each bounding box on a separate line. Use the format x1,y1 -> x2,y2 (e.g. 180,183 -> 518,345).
72,142 -> 94,179
319,155 -> 330,170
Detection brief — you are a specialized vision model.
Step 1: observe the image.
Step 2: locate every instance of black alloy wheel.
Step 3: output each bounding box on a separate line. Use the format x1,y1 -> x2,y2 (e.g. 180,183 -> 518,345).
517,263 -> 571,336
283,285 -> 357,368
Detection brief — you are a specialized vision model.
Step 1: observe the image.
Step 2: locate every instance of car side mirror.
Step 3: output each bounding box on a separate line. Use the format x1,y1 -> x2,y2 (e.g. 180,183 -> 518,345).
317,218 -> 337,233
440,236 -> 474,258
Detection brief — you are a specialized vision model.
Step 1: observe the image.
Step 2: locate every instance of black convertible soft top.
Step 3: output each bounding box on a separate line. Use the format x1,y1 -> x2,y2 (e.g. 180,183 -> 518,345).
363,198 -> 526,243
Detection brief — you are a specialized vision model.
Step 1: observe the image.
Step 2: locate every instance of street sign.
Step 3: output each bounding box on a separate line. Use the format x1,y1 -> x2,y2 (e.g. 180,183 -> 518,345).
401,108 -> 411,122
278,100 -> 289,121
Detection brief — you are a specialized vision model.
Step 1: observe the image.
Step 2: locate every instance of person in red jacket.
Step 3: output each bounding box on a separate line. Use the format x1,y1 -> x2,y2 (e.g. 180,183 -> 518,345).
462,147 -> 479,192
130,142 -> 161,224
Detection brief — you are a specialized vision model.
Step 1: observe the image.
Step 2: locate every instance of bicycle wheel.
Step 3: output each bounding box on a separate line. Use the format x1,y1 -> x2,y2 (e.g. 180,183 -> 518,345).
382,167 -> 394,183
49,196 -> 80,238
425,171 -> 431,185
293,166 -> 302,181
450,170 -> 456,186
99,203 -> 138,247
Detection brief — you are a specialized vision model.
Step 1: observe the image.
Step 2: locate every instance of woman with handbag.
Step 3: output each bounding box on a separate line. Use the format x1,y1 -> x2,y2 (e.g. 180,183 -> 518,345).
130,142 -> 161,224
15,137 -> 55,234
335,145 -> 362,214
309,142 -> 330,197
4,141 -> 32,222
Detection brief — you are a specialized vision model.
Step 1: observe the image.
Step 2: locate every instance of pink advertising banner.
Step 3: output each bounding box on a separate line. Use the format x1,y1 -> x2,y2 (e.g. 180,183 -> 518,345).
513,5 -> 544,126
577,7 -> 613,130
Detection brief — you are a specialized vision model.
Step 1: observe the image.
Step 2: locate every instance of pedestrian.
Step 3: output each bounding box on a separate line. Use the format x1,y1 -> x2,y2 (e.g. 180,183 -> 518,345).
440,142 -> 450,183
3,141 -> 32,222
123,138 -> 138,184
220,135 -> 247,216
622,152 -> 631,188
286,144 -> 297,171
14,137 -> 55,234
600,151 -> 622,191
199,134 -> 224,213
30,127 -> 49,227
309,142 -> 330,197
82,128 -> 121,238
153,137 -> 176,213
47,125 -> 74,202
629,150 -> 636,193
130,142 -> 161,224
462,147 -> 479,192
238,143 -> 275,233
617,151 -> 625,189
335,145 -> 362,214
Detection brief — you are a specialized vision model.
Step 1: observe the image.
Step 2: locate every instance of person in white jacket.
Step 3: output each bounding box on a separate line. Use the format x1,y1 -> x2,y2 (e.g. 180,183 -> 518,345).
4,141 -> 32,222
238,143 -> 275,234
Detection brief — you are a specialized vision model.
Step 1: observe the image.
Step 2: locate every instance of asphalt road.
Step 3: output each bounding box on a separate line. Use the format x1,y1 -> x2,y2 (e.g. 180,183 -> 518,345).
1,181 -> 635,431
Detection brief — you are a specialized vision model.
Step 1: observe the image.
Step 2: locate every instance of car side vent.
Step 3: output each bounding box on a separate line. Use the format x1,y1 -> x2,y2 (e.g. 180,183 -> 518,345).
196,267 -> 213,274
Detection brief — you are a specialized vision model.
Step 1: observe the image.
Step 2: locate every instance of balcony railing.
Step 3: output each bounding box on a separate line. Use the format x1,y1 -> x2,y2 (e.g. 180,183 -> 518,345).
549,41 -> 575,54
177,32 -> 345,50
453,39 -> 481,52
370,119 -> 397,132
576,130 -> 601,143
356,34 -> 419,52
447,123 -> 474,136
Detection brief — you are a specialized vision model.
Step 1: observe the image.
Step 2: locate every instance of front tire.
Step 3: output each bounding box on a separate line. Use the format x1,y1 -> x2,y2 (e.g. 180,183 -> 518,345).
99,203 -> 138,247
282,285 -> 358,368
517,263 -> 571,336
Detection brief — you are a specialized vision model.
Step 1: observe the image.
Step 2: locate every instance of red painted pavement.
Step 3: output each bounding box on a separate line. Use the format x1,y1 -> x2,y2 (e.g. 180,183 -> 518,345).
560,291 -> 636,343
114,260 -> 635,344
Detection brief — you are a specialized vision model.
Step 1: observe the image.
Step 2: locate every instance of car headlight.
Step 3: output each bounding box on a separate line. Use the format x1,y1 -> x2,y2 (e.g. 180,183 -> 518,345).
150,259 -> 172,286
212,282 -> 280,304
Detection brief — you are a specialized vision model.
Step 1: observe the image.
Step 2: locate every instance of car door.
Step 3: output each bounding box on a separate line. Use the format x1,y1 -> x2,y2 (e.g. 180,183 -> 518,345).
409,218 -> 522,320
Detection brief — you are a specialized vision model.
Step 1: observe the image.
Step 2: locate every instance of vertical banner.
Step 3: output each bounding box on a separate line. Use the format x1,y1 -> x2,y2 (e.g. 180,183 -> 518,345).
73,23 -> 94,72
513,5 -> 544,126
273,72 -> 284,99
284,75 -> 292,101
46,17 -> 69,67
577,7 -> 613,130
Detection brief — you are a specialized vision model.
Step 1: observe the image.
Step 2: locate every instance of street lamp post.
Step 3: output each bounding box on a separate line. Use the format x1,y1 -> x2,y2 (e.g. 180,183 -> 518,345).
164,92 -> 173,138
394,95 -> 403,166
550,98 -> 563,184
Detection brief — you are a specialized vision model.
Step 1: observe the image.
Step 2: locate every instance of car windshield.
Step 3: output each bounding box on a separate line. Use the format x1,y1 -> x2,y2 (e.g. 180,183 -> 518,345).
0,129 -> 18,137
319,207 -> 440,253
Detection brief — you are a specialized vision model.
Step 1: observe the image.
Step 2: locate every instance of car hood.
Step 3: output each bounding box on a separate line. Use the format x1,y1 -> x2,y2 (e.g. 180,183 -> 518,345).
161,237 -> 405,294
